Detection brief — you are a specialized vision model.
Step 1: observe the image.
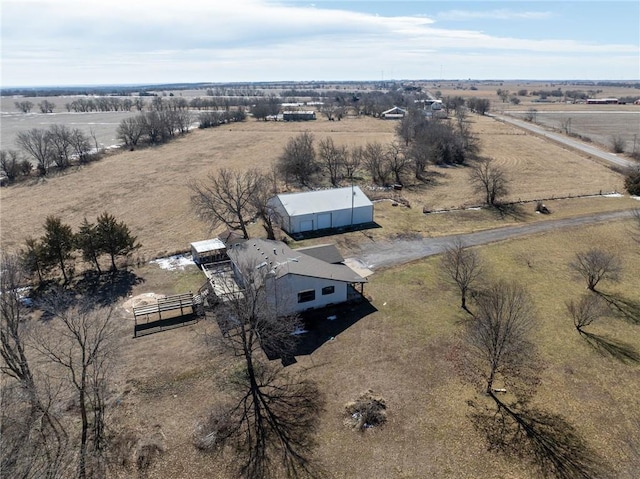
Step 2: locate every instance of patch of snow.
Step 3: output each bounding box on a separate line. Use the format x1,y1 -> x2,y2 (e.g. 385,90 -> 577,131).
291,327 -> 308,336
603,193 -> 623,198
327,315 -> 337,321
632,196 -> 640,201
151,254 -> 194,271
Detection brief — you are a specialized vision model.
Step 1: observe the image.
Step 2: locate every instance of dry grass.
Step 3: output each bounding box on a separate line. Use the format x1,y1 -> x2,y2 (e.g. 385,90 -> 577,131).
105,217 -> 639,478
0,112 -> 629,262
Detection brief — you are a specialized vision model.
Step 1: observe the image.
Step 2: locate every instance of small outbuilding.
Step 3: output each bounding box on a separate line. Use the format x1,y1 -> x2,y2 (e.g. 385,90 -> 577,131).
380,106 -> 406,119
267,186 -> 374,235
190,238 -> 228,265
282,110 -> 316,121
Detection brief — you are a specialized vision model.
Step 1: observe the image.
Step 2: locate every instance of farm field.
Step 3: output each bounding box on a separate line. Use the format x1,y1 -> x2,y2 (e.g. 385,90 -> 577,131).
0,112 -> 630,260
107,217 -> 640,479
501,108 -> 640,154
2,80 -> 639,479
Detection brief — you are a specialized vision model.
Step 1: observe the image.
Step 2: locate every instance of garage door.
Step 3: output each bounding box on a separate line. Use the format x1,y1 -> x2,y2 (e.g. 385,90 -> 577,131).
317,213 -> 331,229
300,220 -> 313,232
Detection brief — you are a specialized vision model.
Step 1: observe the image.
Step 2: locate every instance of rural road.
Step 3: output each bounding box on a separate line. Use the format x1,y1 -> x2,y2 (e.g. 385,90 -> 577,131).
352,209 -> 636,270
488,113 -> 636,170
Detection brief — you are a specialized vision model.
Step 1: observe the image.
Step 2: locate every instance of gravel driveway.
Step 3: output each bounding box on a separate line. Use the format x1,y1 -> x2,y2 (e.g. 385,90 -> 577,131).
351,209 -> 636,270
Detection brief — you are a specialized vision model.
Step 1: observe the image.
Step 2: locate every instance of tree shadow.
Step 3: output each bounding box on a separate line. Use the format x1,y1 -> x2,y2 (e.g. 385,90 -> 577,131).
470,395 -> 612,479
194,364 -> 327,479
597,292 -> 640,325
73,270 -> 145,307
579,330 -> 640,364
493,203 -> 530,221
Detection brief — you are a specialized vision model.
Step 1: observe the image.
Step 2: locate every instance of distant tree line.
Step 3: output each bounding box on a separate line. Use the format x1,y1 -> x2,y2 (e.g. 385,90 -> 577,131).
1,125 -> 98,181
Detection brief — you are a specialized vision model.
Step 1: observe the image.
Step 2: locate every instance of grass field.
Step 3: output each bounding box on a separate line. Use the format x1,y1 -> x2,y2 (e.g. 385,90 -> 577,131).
3,81 -> 640,478
0,112 -> 630,260
107,217 -> 640,479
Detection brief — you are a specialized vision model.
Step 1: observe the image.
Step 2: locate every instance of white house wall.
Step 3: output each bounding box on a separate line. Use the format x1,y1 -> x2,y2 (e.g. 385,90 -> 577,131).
274,274 -> 348,315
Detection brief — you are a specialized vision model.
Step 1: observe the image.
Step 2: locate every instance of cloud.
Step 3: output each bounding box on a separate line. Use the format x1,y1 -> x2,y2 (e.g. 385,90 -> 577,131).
1,0 -> 637,85
436,9 -> 553,21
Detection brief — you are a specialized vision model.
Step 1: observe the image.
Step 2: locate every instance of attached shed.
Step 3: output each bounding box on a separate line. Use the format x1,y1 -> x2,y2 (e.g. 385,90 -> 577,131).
267,186 -> 374,235
190,238 -> 227,265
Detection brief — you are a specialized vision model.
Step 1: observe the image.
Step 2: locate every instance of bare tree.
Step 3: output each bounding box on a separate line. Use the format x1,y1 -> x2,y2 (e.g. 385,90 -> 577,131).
386,143 -> 410,185
318,137 -> 346,186
569,248 -> 621,292
48,124 -> 74,169
319,102 -> 345,121
116,117 -> 144,147
611,134 -> 626,154
343,145 -> 362,180
524,108 -> 537,123
0,149 -> 22,182
195,263 -> 323,478
69,128 -> 92,164
250,172 -> 280,240
1,253 -> 70,478
559,117 -> 572,135
440,238 -> 483,313
362,141 -> 391,186
190,168 -> 262,239
469,157 -> 509,207
38,100 -> 56,114
277,132 -> 318,186
395,108 -> 426,146
16,128 -> 53,175
35,297 -> 117,479
566,294 -> 606,333
464,280 -> 539,397
15,100 -> 34,113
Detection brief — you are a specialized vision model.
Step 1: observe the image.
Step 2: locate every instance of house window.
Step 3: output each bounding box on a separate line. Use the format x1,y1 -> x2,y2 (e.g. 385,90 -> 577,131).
322,286 -> 335,295
297,290 -> 316,303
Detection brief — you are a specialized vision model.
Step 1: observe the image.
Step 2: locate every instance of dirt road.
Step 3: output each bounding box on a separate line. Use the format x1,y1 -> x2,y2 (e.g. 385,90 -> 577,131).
489,113 -> 636,170
352,209 -> 636,270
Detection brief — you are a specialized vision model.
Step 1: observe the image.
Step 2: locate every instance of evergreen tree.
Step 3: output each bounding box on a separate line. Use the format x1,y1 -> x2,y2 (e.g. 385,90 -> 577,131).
95,213 -> 140,271
75,218 -> 102,274
41,216 -> 75,283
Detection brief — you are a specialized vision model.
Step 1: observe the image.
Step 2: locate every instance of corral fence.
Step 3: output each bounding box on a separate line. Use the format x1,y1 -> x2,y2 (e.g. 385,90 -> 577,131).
133,292 -> 202,337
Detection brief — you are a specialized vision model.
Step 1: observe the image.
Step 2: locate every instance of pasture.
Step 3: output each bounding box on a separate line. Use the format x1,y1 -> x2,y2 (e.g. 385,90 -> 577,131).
0,111 -> 630,260
2,81 -> 639,478
108,217 -> 640,478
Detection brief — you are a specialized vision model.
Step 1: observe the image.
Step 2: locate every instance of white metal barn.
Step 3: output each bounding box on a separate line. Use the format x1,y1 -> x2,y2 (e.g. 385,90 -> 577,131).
267,186 -> 374,235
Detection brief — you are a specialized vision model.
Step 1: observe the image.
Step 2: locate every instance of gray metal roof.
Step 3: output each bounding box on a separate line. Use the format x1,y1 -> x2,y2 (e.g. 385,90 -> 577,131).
295,244 -> 344,264
227,239 -> 366,284
270,186 -> 372,217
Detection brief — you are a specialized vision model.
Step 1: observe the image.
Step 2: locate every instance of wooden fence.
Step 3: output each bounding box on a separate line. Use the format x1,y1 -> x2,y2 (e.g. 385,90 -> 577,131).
133,292 -> 199,337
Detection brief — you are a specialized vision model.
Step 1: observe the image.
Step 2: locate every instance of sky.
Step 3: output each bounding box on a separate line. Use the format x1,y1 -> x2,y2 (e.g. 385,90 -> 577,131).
1,0 -> 638,87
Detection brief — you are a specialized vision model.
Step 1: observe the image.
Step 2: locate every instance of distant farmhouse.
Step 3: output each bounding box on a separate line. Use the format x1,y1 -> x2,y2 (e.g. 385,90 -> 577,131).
225,239 -> 366,315
380,106 -> 407,119
267,186 -> 374,236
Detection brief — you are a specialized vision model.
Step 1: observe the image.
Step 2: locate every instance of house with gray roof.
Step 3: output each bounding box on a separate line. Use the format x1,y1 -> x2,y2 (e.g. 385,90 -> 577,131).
225,239 -> 366,315
267,186 -> 374,236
